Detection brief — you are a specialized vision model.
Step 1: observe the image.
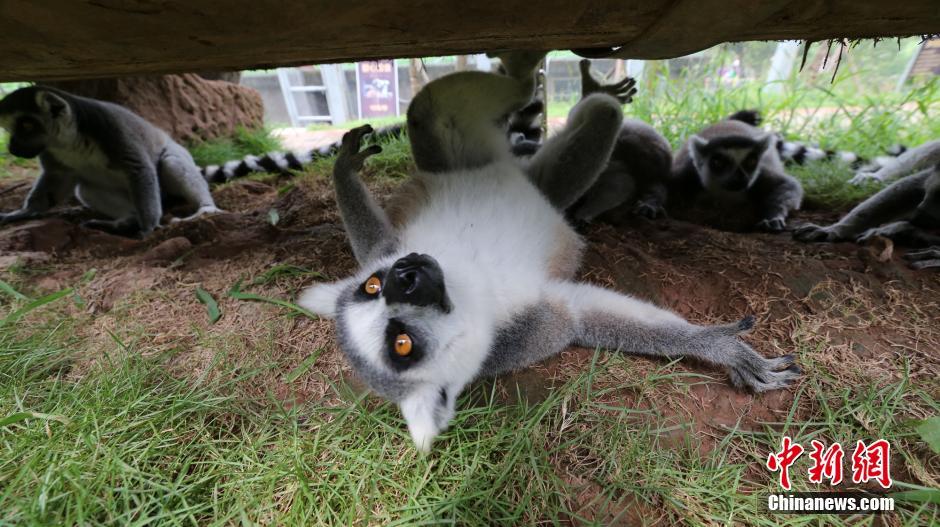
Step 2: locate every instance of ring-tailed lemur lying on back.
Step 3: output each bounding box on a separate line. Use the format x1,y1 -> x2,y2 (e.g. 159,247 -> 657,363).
0,86 -> 222,237
793,140 -> 940,270
670,112 -> 804,231
296,51 -> 800,452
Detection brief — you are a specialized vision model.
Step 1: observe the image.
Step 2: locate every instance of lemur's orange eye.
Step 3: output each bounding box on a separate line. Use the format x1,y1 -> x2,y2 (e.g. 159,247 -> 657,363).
394,334 -> 413,356
364,276 -> 381,295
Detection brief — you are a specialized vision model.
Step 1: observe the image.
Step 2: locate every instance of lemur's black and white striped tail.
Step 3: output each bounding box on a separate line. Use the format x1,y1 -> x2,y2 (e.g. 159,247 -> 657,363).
726,109 -> 905,171
200,123 -> 405,183
777,138 -> 907,172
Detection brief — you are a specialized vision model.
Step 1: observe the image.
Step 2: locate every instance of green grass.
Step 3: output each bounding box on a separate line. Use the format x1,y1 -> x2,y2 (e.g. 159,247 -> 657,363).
0,130 -> 38,181
1,318 -> 937,525
187,127 -> 283,168
307,116 -> 404,133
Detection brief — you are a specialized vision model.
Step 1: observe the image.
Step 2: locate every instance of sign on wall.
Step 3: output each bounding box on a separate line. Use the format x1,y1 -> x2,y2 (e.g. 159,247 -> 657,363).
356,60 -> 400,119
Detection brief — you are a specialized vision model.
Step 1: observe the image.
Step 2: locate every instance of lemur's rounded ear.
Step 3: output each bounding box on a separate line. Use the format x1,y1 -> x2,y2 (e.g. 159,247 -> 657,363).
689,135 -> 709,163
297,280 -> 351,319
754,132 -> 773,152
35,91 -> 70,119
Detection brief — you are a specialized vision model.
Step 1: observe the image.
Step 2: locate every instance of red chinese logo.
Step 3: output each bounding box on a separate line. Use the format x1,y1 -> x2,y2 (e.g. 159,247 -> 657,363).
807,440 -> 844,485
851,439 -> 892,489
767,437 -> 892,490
766,436 -> 804,490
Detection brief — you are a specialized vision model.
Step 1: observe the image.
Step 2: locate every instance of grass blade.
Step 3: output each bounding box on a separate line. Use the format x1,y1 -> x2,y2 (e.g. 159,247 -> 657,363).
195,287 -> 222,324
1,287 -> 73,327
0,411 -> 71,427
891,489 -> 940,505
228,280 -> 317,319
0,279 -> 28,301
285,348 -> 324,383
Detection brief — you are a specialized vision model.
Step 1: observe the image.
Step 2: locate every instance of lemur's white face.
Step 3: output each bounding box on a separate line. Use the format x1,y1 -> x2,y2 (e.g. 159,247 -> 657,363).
299,252 -> 494,452
690,133 -> 772,192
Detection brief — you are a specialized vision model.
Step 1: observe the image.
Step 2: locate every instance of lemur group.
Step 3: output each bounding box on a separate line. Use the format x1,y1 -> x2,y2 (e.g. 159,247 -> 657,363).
1,51 -> 936,451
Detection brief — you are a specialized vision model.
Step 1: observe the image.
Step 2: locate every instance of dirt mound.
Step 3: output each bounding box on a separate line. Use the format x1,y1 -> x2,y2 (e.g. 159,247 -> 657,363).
47,74 -> 264,143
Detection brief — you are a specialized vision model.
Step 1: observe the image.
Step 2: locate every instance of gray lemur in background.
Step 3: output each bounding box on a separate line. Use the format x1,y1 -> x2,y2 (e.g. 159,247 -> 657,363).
508,59 -> 673,222
297,51 -> 800,452
793,140 -> 940,270
0,86 -> 220,237
671,114 -> 804,231
570,60 -> 673,221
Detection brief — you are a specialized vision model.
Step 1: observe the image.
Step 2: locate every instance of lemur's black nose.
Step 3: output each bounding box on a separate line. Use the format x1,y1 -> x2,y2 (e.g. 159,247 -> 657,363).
383,253 -> 450,312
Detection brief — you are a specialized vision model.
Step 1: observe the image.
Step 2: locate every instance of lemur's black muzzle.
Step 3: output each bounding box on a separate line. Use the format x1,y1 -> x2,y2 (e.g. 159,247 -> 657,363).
383,253 -> 451,312
8,139 -> 42,159
722,170 -> 750,191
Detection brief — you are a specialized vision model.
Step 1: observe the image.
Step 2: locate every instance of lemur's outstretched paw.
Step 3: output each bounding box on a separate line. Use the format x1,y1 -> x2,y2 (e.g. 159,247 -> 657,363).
856,221 -> 912,244
903,247 -> 940,270
579,59 -> 637,104
756,217 -> 787,233
704,316 -> 801,393
848,171 -> 883,186
792,223 -> 840,243
336,125 -> 382,172
632,201 -> 666,219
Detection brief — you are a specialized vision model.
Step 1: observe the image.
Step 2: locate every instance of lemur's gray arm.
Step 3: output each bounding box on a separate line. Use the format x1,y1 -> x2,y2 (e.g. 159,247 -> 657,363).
794,168 -> 931,243
480,282 -> 799,393
478,302 -> 576,378
123,153 -> 163,236
332,125 -> 394,264
0,158 -> 75,223
750,171 -> 803,231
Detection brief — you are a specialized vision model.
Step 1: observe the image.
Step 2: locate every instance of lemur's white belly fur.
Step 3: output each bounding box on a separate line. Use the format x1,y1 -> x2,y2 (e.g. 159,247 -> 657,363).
397,161 -> 583,319
48,142 -> 129,190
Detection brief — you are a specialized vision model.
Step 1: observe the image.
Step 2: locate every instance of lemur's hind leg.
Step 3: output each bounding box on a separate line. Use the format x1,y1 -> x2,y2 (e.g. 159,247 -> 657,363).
526,94 -> 624,211
159,143 -> 222,223
794,169 -> 930,242
407,52 -> 545,173
568,161 -> 637,222
905,247 -> 940,270
850,139 -> 940,185
75,183 -> 144,236
332,125 -> 393,264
